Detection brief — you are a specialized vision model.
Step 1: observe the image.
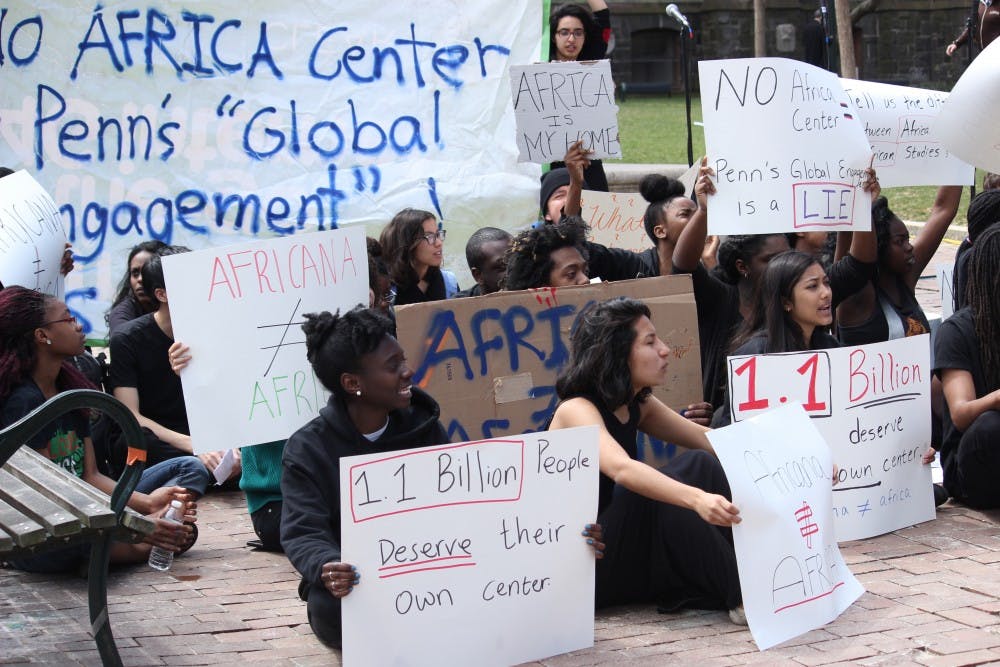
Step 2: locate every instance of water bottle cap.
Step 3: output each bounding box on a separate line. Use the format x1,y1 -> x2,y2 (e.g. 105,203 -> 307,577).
170,499 -> 183,509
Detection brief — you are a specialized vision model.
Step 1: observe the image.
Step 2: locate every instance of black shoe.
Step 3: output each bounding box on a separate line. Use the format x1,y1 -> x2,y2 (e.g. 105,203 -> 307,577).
933,483 -> 949,507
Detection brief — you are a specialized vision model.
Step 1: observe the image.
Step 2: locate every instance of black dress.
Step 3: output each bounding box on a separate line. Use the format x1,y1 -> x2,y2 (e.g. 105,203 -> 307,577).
559,394 -> 742,611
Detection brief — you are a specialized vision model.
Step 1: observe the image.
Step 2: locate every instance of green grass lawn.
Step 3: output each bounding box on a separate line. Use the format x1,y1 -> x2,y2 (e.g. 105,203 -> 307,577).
615,94 -> 977,226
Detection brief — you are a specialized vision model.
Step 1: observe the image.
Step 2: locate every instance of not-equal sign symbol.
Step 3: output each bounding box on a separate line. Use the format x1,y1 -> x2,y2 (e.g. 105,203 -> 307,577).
257,298 -> 307,377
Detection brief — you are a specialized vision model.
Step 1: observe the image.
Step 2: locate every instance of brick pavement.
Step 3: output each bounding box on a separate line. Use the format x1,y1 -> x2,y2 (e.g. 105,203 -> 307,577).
1,226 -> 992,667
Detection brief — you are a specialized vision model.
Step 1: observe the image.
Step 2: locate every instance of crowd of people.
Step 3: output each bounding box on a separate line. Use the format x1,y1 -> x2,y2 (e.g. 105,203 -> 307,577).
2,1 -> 999,655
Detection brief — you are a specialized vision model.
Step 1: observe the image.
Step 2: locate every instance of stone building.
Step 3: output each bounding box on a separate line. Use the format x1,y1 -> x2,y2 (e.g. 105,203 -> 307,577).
605,0 -> 976,94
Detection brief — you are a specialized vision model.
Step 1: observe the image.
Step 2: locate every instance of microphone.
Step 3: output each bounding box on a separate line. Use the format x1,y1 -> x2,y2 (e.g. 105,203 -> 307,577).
665,4 -> 691,29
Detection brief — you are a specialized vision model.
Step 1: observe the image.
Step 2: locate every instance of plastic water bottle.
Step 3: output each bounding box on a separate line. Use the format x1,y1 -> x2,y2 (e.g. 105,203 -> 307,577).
148,499 -> 184,571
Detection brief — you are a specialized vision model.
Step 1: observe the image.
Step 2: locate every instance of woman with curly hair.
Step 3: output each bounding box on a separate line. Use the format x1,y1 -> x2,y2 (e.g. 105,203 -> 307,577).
378,208 -> 459,306
547,297 -> 746,624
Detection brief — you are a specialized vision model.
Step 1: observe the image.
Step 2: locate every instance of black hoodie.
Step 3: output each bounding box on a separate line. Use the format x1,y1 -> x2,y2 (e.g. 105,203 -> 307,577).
280,387 -> 449,584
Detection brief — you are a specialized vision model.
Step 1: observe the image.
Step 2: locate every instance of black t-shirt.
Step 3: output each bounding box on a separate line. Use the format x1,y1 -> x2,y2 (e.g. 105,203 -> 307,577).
933,307 -> 990,496
109,313 -> 189,434
1,381 -> 89,478
685,263 -> 742,408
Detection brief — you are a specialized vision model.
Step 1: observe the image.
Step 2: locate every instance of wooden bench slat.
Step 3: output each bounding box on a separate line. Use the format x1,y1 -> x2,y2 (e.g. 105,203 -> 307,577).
0,469 -> 82,537
0,497 -> 47,549
6,449 -> 116,529
121,511 -> 156,535
0,524 -> 14,552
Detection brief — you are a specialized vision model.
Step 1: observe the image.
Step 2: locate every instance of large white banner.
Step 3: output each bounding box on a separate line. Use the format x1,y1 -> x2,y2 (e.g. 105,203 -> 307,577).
340,428 -> 600,666
839,79 -> 974,188
0,170 -> 66,296
163,227 -> 368,452
709,403 -> 865,651
0,2 -> 542,340
726,336 -> 934,541
699,58 -> 872,235
935,38 -> 1000,174
510,60 -> 621,162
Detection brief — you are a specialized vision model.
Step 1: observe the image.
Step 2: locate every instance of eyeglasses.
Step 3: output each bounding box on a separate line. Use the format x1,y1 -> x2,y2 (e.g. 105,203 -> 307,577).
417,230 -> 447,245
41,316 -> 78,327
556,28 -> 586,38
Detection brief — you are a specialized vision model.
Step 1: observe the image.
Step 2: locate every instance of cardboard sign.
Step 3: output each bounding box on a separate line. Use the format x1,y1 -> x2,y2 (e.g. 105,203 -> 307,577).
935,38 -> 1000,174
394,275 -> 701,468
340,427 -> 600,666
163,227 -> 368,453
699,58 -> 872,235
839,79 -> 974,188
2,2 -> 543,340
579,191 -> 651,254
726,336 -> 935,541
708,403 -> 865,651
510,60 -> 621,162
0,170 -> 66,296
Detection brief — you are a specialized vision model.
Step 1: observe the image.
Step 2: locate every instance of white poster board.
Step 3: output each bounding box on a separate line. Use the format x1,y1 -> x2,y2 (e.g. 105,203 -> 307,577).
1,2 -> 542,340
726,336 -> 934,541
935,38 -> 1000,174
510,60 -> 621,162
699,58 -> 872,235
0,170 -> 66,296
340,428 -> 600,666
579,190 -> 649,253
709,403 -> 865,651
163,227 -> 368,452
839,79 -> 974,188
938,263 -> 956,320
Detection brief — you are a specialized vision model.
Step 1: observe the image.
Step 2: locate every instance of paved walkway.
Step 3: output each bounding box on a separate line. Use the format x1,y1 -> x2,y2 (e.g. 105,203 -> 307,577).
3,238 -> 994,667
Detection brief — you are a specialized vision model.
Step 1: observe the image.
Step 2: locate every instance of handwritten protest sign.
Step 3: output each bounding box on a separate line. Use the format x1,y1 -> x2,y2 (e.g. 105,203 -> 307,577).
726,336 -> 935,541
0,170 -> 66,296
938,263 -> 956,321
340,427 -> 599,666
510,60 -> 621,162
699,58 -> 872,235
708,403 -> 865,651
395,276 -> 701,469
0,3 -> 542,340
935,38 -> 1000,174
579,191 -> 649,253
839,79 -> 974,188
163,227 -> 368,453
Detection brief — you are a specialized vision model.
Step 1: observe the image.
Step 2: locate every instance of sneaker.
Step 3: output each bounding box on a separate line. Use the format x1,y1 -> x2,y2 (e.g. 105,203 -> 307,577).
728,606 -> 748,626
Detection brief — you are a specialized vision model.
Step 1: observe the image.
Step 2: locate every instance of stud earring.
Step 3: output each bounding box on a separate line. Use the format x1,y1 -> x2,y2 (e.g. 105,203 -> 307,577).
45,339 -> 52,345
355,389 -> 362,397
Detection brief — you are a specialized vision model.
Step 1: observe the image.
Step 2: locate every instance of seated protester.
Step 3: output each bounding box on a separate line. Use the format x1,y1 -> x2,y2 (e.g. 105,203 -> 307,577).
109,249 -> 232,482
637,174 -> 705,277
546,298 -> 746,624
952,190 -> 1000,312
543,142 -> 657,281
106,240 -> 169,337
280,307 -> 453,648
378,208 -> 459,305
932,226 -> 1000,509
0,286 -> 202,573
504,217 -> 591,290
455,227 -> 512,297
673,158 -> 879,411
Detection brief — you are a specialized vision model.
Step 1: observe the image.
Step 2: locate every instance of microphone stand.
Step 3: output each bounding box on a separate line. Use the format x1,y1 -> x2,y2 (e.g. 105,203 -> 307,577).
680,25 -> 694,167
819,0 -> 831,71
966,0 -> 978,199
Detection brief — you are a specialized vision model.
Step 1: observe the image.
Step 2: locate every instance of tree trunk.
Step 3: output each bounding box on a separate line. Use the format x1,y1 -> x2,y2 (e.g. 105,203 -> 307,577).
835,0 -> 856,77
754,0 -> 766,57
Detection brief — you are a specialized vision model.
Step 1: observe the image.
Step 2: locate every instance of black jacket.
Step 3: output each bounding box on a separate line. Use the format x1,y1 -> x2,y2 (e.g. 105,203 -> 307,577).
280,388 -> 449,584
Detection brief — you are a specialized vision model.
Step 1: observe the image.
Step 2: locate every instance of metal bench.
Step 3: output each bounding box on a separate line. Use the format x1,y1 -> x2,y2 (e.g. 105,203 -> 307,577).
0,389 -> 155,667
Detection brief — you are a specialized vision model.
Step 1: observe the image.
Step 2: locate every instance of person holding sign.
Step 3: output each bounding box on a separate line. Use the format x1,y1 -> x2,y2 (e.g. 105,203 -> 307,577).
0,286 -> 202,573
279,307 -> 451,648
547,1 -> 612,192
673,158 -> 880,410
932,226 -> 1000,509
547,297 -> 748,624
378,209 -> 459,306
